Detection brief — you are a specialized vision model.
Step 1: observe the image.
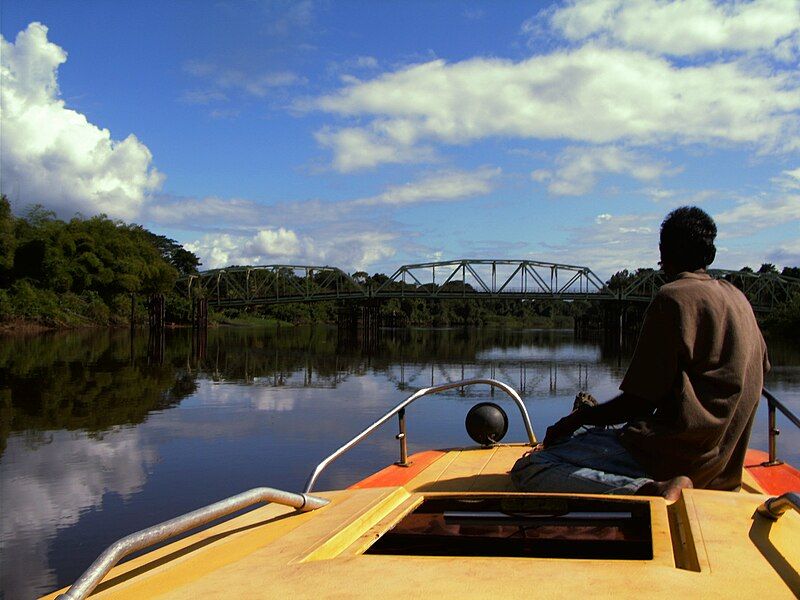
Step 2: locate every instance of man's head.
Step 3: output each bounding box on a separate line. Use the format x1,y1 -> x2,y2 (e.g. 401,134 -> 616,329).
659,206 -> 717,276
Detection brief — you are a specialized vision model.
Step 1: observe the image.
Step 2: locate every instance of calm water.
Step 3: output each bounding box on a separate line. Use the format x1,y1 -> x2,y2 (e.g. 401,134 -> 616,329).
1,326 -> 798,599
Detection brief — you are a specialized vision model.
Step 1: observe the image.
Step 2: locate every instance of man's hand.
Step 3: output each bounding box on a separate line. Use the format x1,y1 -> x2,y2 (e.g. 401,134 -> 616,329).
542,411 -> 582,448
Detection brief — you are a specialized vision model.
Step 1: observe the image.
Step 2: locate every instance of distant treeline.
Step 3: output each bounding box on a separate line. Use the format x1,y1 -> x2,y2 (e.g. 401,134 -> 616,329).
1,195 -> 798,337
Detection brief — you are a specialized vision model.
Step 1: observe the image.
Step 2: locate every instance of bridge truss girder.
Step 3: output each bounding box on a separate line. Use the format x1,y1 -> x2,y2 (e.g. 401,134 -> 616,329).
621,269 -> 800,312
176,260 -> 800,313
177,265 -> 368,308
373,259 -> 613,300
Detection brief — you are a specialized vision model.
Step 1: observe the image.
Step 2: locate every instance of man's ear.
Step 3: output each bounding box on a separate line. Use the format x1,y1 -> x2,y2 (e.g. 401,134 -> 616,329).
705,245 -> 716,267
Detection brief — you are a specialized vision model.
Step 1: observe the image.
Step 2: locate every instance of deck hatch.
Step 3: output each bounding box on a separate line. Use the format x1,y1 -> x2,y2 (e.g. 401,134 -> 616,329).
365,495 -> 653,560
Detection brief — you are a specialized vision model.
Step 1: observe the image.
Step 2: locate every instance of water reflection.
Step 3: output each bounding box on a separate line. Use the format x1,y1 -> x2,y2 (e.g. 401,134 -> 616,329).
0,326 -> 797,599
1,428 -> 156,598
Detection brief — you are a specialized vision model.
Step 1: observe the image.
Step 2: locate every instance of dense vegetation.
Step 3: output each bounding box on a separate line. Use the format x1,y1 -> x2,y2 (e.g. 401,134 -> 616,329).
0,195 -> 199,327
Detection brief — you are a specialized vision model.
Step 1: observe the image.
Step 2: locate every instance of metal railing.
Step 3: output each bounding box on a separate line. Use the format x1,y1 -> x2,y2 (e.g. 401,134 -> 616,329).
762,388 -> 800,466
756,492 -> 800,520
303,378 -> 536,493
56,487 -> 329,600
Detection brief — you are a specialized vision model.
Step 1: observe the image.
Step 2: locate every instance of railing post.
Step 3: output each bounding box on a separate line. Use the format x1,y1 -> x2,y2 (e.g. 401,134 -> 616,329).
395,408 -> 409,467
766,399 -> 782,466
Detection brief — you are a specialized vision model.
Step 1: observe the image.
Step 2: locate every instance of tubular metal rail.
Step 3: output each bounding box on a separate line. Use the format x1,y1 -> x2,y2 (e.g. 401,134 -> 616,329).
304,378 -> 536,493
762,387 -> 800,466
55,487 -> 329,600
757,492 -> 800,520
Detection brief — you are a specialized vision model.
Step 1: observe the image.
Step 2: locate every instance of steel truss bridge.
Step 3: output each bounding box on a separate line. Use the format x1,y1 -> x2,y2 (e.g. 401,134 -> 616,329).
177,259 -> 800,312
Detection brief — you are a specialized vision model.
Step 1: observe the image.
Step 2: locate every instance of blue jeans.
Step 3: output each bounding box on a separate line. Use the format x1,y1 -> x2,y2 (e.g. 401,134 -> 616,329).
510,428 -> 653,495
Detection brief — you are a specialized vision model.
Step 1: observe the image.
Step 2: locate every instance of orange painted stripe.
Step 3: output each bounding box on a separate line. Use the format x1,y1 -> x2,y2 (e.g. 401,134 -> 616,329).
744,448 -> 800,495
349,450 -> 446,489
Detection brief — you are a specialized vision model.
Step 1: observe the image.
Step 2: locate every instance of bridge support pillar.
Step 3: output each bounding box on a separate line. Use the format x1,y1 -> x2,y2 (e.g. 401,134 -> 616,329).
192,297 -> 208,330
337,300 -> 382,350
148,294 -> 165,329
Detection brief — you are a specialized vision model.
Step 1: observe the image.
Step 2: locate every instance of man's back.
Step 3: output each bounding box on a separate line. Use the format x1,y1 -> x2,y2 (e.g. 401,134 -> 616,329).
620,271 -> 770,490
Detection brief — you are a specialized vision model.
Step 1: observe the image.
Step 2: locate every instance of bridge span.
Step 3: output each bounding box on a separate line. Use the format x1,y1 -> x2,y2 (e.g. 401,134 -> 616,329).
176,259 -> 799,313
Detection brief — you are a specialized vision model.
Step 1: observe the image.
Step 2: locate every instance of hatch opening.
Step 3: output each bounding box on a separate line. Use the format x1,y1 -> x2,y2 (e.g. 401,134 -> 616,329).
365,495 -> 653,560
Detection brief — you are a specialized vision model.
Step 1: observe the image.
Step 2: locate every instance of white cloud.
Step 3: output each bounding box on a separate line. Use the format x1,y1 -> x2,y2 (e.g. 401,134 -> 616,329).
772,166 -> 800,190
308,45 -> 800,170
184,227 -> 398,271
548,0 -> 800,59
351,167 -> 500,207
0,23 -> 163,220
314,126 -> 436,172
532,146 -> 677,195
715,195 -> 800,230
183,230 -> 300,268
146,195 -> 261,227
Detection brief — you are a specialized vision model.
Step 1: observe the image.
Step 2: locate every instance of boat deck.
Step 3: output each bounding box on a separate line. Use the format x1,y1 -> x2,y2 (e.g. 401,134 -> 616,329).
44,445 -> 800,599
350,444 -> 782,495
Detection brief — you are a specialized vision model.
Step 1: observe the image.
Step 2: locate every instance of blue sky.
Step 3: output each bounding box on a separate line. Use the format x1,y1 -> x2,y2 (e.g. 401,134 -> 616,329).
1,0 -> 799,278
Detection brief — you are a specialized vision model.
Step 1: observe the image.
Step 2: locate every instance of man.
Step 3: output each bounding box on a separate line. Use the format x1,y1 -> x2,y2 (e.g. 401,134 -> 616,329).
511,206 -> 770,500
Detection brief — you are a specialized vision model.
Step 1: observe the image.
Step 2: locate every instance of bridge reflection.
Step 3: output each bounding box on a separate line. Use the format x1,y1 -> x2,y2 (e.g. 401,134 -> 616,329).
185,328 -> 593,397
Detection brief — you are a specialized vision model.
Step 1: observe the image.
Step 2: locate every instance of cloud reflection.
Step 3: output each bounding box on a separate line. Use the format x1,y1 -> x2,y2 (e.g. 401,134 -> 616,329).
0,428 -> 156,599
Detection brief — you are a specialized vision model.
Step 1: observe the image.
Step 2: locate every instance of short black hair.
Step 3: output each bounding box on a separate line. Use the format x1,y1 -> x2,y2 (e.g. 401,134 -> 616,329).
660,206 -> 717,270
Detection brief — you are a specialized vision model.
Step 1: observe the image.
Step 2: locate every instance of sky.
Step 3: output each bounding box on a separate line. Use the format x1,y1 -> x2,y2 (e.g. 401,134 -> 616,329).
1,0 -> 799,279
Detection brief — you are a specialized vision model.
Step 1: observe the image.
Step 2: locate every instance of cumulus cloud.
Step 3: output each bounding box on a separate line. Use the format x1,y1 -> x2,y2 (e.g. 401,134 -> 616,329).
185,227 -> 397,270
532,146 -> 676,195
314,126 -> 436,172
548,0 -> 800,59
0,23 -> 163,220
307,45 -> 800,170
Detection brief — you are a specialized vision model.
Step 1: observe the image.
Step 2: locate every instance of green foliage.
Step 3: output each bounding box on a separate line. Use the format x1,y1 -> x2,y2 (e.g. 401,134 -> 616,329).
763,292 -> 800,339
758,263 -> 778,274
0,195 -> 15,280
0,206 -> 201,327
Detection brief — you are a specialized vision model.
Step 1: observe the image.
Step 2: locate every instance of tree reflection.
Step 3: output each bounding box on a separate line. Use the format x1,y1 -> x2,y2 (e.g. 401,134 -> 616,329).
0,330 -> 196,455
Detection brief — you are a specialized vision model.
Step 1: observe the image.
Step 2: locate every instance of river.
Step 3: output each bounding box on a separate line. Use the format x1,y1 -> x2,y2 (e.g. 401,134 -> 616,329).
1,325 -> 798,599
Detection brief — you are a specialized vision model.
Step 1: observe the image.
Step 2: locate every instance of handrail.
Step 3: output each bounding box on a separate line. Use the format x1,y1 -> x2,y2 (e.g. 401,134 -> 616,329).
763,388 -> 800,428
304,378 -> 536,493
762,387 -> 800,465
756,492 -> 800,521
56,487 -> 329,600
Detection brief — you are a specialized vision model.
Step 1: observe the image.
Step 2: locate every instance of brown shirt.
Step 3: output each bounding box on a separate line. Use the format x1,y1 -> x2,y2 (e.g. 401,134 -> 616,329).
619,271 -> 770,490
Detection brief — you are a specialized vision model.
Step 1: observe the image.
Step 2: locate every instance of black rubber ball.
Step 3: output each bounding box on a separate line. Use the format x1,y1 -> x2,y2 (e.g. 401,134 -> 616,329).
465,402 -> 508,446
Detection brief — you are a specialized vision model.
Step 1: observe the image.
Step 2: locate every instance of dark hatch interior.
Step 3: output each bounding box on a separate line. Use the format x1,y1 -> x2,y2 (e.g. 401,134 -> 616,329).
366,495 -> 653,560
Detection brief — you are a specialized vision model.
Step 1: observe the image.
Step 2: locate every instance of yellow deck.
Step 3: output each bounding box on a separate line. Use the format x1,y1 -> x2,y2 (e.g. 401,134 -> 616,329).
44,446 -> 800,599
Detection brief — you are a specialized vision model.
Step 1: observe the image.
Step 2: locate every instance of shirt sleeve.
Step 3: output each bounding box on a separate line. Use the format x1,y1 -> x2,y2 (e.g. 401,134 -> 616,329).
620,293 -> 681,407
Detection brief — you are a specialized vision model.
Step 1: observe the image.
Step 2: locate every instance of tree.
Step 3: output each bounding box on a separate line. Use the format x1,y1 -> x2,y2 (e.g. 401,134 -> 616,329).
781,266 -> 800,279
0,195 -> 15,280
758,263 -> 777,274
137,229 -> 201,276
